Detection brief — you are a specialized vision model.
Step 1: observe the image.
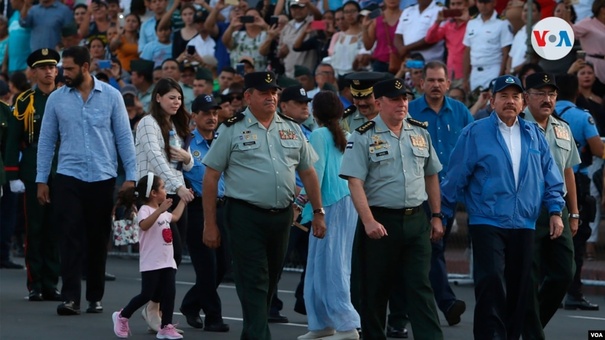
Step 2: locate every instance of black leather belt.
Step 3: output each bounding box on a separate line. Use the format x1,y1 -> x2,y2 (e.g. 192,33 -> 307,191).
227,197 -> 290,214
370,205 -> 422,215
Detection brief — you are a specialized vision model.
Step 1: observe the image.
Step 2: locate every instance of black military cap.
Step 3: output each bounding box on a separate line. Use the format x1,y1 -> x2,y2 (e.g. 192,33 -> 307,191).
524,72 -> 559,91
244,71 -> 281,91
280,85 -> 312,103
294,65 -> 313,78
61,23 -> 79,37
130,59 -> 155,74
192,94 -> 220,112
373,78 -> 414,99
345,72 -> 384,99
27,48 -> 60,68
277,74 -> 301,88
196,67 -> 214,82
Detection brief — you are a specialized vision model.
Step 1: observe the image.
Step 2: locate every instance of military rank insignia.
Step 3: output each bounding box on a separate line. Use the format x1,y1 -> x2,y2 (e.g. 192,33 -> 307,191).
410,135 -> 427,149
554,126 -> 570,140
279,129 -> 298,140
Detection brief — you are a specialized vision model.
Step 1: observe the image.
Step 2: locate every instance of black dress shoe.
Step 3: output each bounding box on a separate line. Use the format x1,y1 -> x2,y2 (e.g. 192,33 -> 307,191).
1,260 -> 24,269
204,322 -> 230,332
105,272 -> 116,281
42,289 -> 62,301
86,301 -> 103,313
267,311 -> 289,323
444,299 -> 466,326
57,301 -> 80,315
28,289 -> 43,301
564,297 -> 599,311
386,325 -> 409,338
180,308 -> 204,329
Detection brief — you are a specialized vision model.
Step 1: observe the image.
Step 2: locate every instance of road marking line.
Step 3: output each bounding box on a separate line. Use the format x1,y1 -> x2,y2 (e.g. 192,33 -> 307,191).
568,315 -> 605,321
175,280 -> 296,294
173,312 -> 308,327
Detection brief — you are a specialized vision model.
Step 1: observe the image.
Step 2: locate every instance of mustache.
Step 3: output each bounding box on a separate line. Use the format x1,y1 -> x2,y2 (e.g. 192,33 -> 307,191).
540,103 -> 552,108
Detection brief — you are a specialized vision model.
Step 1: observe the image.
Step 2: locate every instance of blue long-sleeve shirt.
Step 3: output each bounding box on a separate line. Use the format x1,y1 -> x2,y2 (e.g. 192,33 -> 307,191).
183,130 -> 225,197
19,1 -> 74,51
36,77 -> 137,183
441,112 -> 565,229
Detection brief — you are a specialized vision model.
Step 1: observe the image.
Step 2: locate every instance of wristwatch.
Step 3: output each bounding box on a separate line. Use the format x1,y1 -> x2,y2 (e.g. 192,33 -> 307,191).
569,213 -> 580,219
431,212 -> 445,219
313,208 -> 325,215
549,211 -> 562,217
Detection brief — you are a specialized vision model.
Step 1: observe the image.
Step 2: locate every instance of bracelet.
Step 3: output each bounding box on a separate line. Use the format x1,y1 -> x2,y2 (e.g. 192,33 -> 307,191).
570,213 -> 580,219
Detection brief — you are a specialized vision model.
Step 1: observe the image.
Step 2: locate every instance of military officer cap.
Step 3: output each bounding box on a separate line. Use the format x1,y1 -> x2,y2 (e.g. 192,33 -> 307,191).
277,74 -> 301,88
244,71 -> 281,91
27,48 -> 60,68
280,85 -> 312,103
294,65 -> 313,78
130,59 -> 155,74
196,67 -> 214,82
492,75 -> 524,94
192,94 -> 221,113
345,72 -> 384,99
61,23 -> 79,37
524,72 -> 559,91
373,78 -> 414,99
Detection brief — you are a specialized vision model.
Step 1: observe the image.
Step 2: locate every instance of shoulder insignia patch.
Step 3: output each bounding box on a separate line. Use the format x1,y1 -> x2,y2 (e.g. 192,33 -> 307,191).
343,105 -> 357,118
588,116 -> 595,125
278,112 -> 298,123
224,113 -> 245,127
407,117 -> 428,129
355,121 -> 375,134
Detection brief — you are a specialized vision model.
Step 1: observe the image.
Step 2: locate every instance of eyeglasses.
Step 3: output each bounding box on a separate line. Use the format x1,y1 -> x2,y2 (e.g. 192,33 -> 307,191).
528,91 -> 557,99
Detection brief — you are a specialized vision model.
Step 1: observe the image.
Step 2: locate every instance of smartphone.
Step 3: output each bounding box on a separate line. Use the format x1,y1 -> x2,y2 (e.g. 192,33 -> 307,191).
240,16 -> 255,24
236,63 -> 245,76
187,45 -> 196,55
442,9 -> 463,17
269,15 -> 279,27
310,20 -> 326,31
368,8 -> 382,19
225,0 -> 238,5
124,96 -> 135,107
405,60 -> 424,69
577,50 -> 586,60
98,60 -> 112,69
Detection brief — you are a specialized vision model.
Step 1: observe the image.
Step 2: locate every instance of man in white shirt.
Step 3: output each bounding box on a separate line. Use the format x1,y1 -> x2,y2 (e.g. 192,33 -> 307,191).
394,0 -> 444,63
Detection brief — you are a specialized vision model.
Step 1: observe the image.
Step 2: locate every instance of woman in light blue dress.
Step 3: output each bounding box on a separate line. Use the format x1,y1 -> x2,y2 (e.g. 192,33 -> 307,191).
297,91 -> 360,340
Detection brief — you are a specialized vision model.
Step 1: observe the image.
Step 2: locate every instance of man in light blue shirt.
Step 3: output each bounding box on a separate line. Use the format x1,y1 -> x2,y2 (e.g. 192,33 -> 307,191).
19,0 -> 74,52
138,0 -> 168,53
36,46 -> 136,316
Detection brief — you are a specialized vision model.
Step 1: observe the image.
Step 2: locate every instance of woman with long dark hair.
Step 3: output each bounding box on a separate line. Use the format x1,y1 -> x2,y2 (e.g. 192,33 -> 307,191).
135,78 -> 194,332
298,91 -> 360,340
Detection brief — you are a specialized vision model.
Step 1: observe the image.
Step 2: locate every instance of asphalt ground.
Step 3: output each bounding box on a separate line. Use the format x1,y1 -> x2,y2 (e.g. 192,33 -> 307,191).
1,256 -> 604,340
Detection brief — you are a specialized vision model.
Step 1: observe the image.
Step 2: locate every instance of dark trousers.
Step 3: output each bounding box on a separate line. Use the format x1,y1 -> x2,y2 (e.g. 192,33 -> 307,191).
180,197 -> 227,323
567,216 -> 592,298
0,183 -> 18,262
358,207 -> 442,340
53,174 -> 115,304
24,180 -> 60,292
523,208 -> 575,340
121,267 -> 177,327
469,224 -> 534,340
225,198 -> 292,340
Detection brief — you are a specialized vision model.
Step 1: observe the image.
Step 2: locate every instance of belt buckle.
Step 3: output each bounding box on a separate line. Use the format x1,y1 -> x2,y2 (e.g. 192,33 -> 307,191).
403,208 -> 414,215
268,208 -> 280,213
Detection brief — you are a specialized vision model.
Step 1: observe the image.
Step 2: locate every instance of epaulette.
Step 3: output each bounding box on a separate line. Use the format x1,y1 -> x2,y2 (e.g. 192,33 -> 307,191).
15,89 -> 34,104
343,105 -> 357,119
551,112 -> 570,126
223,113 -> 245,127
498,14 -> 506,20
278,112 -> 298,123
355,121 -> 375,134
471,13 -> 479,19
436,2 -> 444,6
407,117 -> 428,129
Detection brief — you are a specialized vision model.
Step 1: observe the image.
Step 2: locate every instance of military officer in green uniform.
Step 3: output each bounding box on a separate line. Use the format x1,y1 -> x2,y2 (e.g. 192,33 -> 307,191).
340,78 -> 444,340
201,71 -> 326,340
521,73 -> 580,340
340,72 -> 385,133
5,49 -> 62,301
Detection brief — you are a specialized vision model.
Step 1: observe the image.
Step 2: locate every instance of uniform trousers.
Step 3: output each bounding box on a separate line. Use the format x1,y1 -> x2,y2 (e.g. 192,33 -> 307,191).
522,207 -> 574,340
469,224 -> 534,340
180,196 -> 228,324
357,207 -> 442,340
470,64 -> 500,92
24,180 -> 60,293
53,174 -> 115,305
225,198 -> 293,340
0,183 -> 18,262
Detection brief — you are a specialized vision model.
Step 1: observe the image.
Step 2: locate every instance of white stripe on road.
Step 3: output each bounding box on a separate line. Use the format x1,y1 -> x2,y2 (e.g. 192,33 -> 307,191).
175,280 -> 296,294
569,315 -> 605,321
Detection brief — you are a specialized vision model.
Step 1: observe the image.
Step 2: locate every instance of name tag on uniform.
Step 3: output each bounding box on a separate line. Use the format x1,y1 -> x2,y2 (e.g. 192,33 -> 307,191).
279,129 -> 298,140
410,135 -> 427,149
554,126 -> 570,141
243,141 -> 256,146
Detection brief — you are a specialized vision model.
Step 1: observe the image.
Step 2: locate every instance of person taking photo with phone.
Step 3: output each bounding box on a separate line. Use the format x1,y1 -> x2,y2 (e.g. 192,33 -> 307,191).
361,0 -> 402,73
223,8 -> 270,72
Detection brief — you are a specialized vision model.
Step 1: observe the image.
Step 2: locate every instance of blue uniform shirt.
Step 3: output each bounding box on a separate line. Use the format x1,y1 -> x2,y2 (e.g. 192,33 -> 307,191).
409,95 -> 474,180
556,100 -> 599,174
184,130 -> 225,197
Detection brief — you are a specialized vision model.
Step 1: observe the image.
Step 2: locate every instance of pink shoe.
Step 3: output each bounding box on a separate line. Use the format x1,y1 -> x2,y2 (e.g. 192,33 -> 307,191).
156,324 -> 183,339
112,310 -> 130,338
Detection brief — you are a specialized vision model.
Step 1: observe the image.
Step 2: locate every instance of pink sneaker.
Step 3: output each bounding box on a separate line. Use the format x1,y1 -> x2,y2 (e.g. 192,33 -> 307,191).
112,310 -> 130,338
156,324 -> 183,339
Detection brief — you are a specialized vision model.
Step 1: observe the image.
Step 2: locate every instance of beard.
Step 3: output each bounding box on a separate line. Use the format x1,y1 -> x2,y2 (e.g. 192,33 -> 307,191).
64,70 -> 84,88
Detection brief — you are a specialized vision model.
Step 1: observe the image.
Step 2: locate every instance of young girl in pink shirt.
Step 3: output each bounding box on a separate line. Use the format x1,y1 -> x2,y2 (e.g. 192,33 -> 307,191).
111,172 -> 188,339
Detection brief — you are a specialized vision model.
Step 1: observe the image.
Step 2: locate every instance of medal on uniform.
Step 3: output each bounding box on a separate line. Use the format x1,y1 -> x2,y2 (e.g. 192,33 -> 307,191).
553,126 -> 570,140
279,129 -> 297,140
410,135 -> 427,149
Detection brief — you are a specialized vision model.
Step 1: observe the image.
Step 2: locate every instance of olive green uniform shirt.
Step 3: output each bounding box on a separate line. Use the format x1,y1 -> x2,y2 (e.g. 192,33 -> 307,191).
202,108 -> 318,209
340,114 -> 442,208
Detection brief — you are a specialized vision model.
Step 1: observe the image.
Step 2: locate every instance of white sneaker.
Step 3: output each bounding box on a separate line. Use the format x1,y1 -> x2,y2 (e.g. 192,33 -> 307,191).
323,330 -> 359,340
298,328 -> 336,339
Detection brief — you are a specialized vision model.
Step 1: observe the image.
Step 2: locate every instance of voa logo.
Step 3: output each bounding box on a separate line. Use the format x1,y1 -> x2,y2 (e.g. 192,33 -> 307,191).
531,17 -> 575,61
